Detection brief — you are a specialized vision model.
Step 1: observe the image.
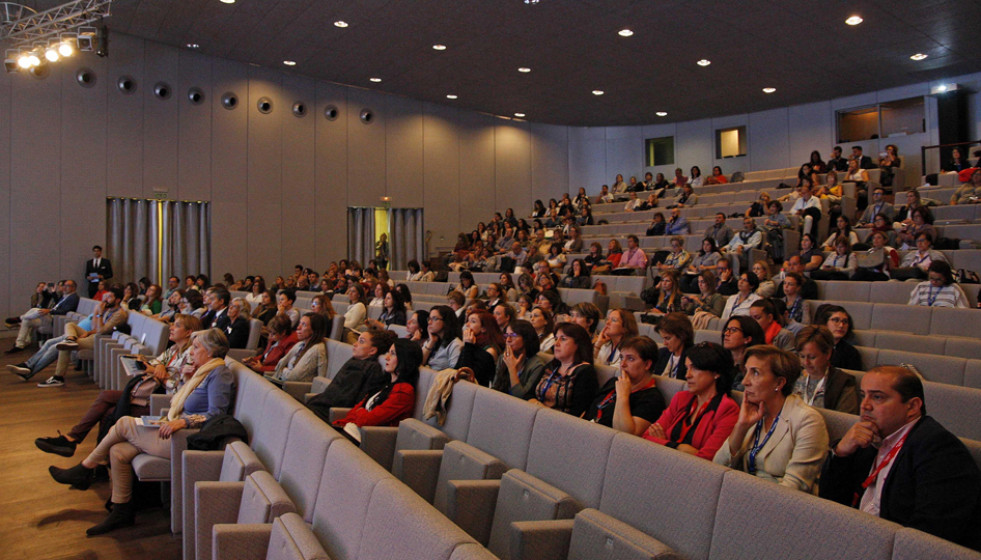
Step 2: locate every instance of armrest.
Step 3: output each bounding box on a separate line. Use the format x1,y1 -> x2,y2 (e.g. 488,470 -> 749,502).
303,392 -> 318,403
508,519 -> 575,560
180,449 -> 225,536
444,479 -> 501,546
393,449 -> 445,503
168,428 -> 199,531
310,376 -> 331,395
226,348 -> 255,362
328,407 -> 352,423
282,381 -> 312,402
150,394 -> 172,415
196,481 -> 247,560
212,523 -> 272,560
360,426 -> 400,471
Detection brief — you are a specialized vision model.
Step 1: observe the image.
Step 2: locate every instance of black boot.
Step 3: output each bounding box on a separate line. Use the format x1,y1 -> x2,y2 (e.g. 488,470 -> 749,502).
48,463 -> 95,490
86,501 -> 135,536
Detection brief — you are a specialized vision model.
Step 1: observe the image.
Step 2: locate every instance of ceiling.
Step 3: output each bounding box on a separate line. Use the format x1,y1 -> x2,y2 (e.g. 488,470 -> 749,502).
21,0 -> 981,126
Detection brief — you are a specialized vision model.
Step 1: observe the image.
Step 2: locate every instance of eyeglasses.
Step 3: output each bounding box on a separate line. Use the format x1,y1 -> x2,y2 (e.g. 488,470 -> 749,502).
829,317 -> 850,325
723,327 -> 743,334
504,332 -> 520,338
428,316 -> 443,323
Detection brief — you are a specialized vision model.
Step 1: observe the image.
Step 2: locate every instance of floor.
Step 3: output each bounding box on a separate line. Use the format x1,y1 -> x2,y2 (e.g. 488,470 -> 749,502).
0,333 -> 182,560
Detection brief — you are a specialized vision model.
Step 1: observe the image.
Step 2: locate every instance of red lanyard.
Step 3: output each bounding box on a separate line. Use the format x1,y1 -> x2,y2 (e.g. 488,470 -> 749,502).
594,378 -> 656,422
852,430 -> 910,506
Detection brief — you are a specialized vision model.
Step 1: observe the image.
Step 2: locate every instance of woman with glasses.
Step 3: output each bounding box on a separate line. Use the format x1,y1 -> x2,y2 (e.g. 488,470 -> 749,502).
721,316 -> 766,384
421,305 -> 463,371
584,336 -> 665,435
645,341 -> 738,459
812,304 -> 862,371
714,345 -> 829,493
793,326 -> 858,414
492,320 -> 547,399
568,302 -> 601,340
907,261 -> 969,308
528,323 -> 598,417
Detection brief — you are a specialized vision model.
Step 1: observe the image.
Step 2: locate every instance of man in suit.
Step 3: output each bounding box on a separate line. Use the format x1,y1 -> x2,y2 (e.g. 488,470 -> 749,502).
6,280 -> 80,353
827,145 -> 849,172
200,287 -> 231,331
84,245 -> 113,298
850,145 -> 875,170
819,366 -> 981,549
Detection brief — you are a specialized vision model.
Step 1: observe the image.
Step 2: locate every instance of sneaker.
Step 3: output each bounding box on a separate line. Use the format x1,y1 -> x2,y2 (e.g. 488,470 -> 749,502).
37,376 -> 64,388
56,340 -> 79,351
4,345 -> 25,354
4,320 -> 18,328
35,432 -> 77,457
6,364 -> 32,380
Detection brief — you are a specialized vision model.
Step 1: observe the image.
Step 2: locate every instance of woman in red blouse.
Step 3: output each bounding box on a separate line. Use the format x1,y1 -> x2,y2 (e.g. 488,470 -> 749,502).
333,338 -> 421,430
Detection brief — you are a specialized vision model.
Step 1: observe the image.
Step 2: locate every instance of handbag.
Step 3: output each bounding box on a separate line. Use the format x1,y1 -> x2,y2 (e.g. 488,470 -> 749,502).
855,248 -> 885,269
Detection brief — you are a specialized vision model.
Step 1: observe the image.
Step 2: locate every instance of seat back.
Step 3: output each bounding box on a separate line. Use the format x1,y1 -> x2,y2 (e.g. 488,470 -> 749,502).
253,389 -> 302,477
568,508 -> 678,560
488,469 -> 582,559
325,339 -> 354,379
891,528 -> 981,560
265,512 -> 330,560
466,387 -> 539,470
433,440 -> 508,515
277,409 -> 344,522
424,377 -> 477,442
219,440 -> 266,482
236,470 -> 297,524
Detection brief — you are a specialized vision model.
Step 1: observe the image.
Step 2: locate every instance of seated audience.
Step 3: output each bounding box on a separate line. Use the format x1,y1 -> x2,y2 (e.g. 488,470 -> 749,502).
560,259 -> 591,289
908,261 -> 970,308
852,230 -> 899,282
529,306 -> 556,353
568,302 -> 602,339
223,297 -> 251,349
705,212 -> 734,246
644,341 -> 739,460
715,258 -> 738,296
706,165 -> 728,185
405,309 -> 429,345
813,304 -> 863,371
656,236 -> 692,276
528,322 -> 598,416
780,272 -> 811,333
749,299 -> 795,351
821,216 -> 859,251
682,238 -> 722,293
895,207 -> 936,250
684,270 -> 726,329
722,218 -> 763,270
951,168 -> 981,205
306,329 -> 396,422
250,289 -> 278,325
653,312 -> 694,380
665,207 -> 690,235
243,314 -> 298,374
858,187 -> 895,226
584,336 -> 666,435
793,325 -> 858,414
751,261 -> 776,298
6,279 -> 79,354
714,345 -> 829,493
722,315 -> 766,383
343,284 -> 368,341
421,305 -> 464,370
615,235 -> 648,275
456,310 -> 505,386
811,238 -> 856,281
720,272 -> 762,324
645,212 -> 667,236
492,319 -> 547,400
820,366 -> 981,549
367,289 -> 408,329
594,308 -> 638,368
276,288 -> 300,328
267,312 -> 328,384
893,232 -> 947,281
332,339 -> 422,432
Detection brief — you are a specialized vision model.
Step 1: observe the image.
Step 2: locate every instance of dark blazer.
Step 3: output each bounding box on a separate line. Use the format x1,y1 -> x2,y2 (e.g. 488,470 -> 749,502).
831,339 -> 862,371
51,292 -> 80,315
856,155 -> 875,169
85,257 -> 113,282
654,347 -> 689,380
823,366 -> 858,414
225,316 -> 250,349
820,416 -> 981,549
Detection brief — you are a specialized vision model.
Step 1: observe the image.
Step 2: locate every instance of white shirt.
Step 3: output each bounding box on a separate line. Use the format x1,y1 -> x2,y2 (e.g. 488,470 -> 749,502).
859,418 -> 919,516
791,196 -> 821,213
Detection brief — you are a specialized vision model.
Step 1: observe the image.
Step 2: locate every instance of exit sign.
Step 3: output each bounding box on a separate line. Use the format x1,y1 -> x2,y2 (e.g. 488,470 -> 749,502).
153,191 -> 168,200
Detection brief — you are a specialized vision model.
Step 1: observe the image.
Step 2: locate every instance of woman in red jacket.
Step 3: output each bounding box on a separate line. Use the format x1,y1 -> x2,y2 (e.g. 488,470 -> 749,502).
644,341 -> 739,460
242,314 -> 298,374
333,338 -> 421,431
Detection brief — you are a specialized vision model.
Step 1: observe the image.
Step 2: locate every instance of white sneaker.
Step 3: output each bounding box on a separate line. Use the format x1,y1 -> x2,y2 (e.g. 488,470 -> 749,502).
37,376 -> 64,388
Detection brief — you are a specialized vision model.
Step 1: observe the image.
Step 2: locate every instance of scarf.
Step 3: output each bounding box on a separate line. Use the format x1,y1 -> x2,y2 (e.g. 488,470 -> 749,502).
168,357 -> 224,420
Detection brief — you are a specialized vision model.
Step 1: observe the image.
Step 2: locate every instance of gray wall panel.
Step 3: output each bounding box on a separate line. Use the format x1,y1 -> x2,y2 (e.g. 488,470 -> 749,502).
346,89 -> 387,207
142,41 -> 179,198
178,50 -> 212,201
385,95 -> 424,207
530,123 -> 569,203
314,82 -> 349,266
280,73 -> 317,272
457,108 -> 496,234
423,103 -> 461,250
494,122 -> 532,227
106,34 -> 145,198
748,108 -> 789,173
210,59 -> 248,279
246,67 -> 284,276
0,71 -> 11,321
210,200 -> 248,281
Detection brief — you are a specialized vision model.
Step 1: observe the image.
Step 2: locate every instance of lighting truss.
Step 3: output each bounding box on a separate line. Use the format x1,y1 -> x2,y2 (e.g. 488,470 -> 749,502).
0,0 -> 111,49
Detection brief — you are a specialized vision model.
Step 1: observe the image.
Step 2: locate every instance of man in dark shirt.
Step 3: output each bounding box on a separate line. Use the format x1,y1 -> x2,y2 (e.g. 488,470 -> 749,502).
776,256 -> 818,300
851,145 -> 875,169
307,329 -> 397,423
827,146 -> 849,172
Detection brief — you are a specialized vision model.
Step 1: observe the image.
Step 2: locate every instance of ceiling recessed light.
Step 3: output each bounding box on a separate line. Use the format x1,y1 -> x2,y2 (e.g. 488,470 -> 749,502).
845,15 -> 863,26
432,44 -> 447,51
592,90 -> 604,96
283,60 -> 296,66
186,43 -> 199,49
697,59 -> 711,67
369,77 -> 382,83
220,0 -> 235,4
518,67 -> 531,73
618,28 -> 633,37
656,112 -> 668,117
514,112 -> 526,118
333,20 -> 349,28
446,94 -> 458,100
762,87 -> 776,94
910,53 -> 928,61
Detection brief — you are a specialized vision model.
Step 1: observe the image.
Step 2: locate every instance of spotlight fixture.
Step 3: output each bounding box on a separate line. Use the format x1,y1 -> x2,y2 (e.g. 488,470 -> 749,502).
762,87 -> 776,93
186,43 -> 200,49
524,0 -> 540,4
77,26 -> 96,52
592,90 -> 604,96
656,112 -> 668,117
697,59 -> 711,67
283,60 -> 296,66
617,28 -> 633,37
2,2 -> 112,71
333,20 -> 349,28
432,44 -> 446,50
910,53 -> 928,61
44,45 -> 59,62
518,67 -> 531,73
514,112 -> 526,118
446,94 -> 458,99
369,77 -> 382,82
845,15 -> 863,25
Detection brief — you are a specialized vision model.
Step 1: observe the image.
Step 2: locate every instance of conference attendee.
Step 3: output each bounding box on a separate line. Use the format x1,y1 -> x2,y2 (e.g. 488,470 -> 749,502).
6,279 -> 79,354
243,314 -> 298,374
179,289 -> 206,319
704,213 -> 734,247
250,290 -> 278,325
715,258 -> 738,296
721,315 -> 766,384
673,183 -> 698,208
223,297 -> 251,349
893,232 -> 948,280
529,306 -> 556,353
122,282 -> 141,311
615,235 -> 648,275
267,313 -> 328,384
456,310 -> 505,386
644,341 -> 739,460
8,285 -> 128,387
310,293 -> 338,322
343,284 -> 367,341
706,165 -> 728,185
722,218 -> 763,270
895,207 -> 937,251
792,325 -> 858,414
791,180 -> 822,238
528,322 -> 598,417
560,259 -> 591,289
811,238 -> 856,281
568,302 -> 602,339
48,328 -> 234,535
139,284 -> 164,316
827,146 -> 848,172
682,238 -> 723,294
852,230 -> 900,282
645,270 -> 684,316
34,314 -> 201,458
405,309 -> 429,345
951,168 -> 981,205
720,272 -> 762,324
492,320 -> 547,400
819,366 -> 981,549
201,287 -> 232,331
366,290 -> 408,330
751,261 -> 776,298
749,299 -> 795,351
813,305 -> 863,371
858,187 -> 895,226
775,255 -> 819,300
306,329 -> 396,423
332,339 -> 422,434
246,277 -> 266,306
908,261 -> 970,308
653,312 -> 694,380
656,236 -> 692,276
780,272 -> 810,333
584,336 -> 666,435
942,147 -> 972,172
421,305 -> 464,371
821,216 -> 859,251
594,308 -> 638,368
275,288 -> 300,328
84,245 -> 113,298
665,207 -> 690,235
684,270 -> 726,330
714,345 -> 829,493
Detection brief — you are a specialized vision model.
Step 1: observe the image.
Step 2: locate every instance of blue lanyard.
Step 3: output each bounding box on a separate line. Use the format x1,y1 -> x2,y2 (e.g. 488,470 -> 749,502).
747,411 -> 782,475
787,297 -> 802,320
926,286 -> 940,306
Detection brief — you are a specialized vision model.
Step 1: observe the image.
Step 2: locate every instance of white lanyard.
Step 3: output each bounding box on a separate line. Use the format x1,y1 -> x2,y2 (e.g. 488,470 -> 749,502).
802,373 -> 827,406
